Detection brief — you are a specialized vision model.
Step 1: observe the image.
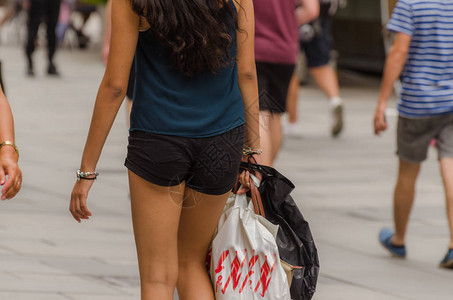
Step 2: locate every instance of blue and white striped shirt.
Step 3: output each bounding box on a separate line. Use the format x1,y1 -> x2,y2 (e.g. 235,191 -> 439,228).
388,0 -> 453,118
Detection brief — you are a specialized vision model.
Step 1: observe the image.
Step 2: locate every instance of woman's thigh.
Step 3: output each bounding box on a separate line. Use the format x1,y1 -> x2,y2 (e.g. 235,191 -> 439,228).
128,170 -> 184,283
178,187 -> 230,264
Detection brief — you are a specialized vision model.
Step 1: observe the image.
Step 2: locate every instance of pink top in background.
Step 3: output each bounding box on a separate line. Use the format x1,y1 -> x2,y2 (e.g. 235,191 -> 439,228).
253,0 -> 299,65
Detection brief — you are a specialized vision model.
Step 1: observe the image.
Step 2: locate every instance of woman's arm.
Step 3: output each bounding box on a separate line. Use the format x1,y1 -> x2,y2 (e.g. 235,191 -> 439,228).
236,0 -> 260,150
235,0 -> 261,192
0,88 -> 21,200
70,0 -> 139,222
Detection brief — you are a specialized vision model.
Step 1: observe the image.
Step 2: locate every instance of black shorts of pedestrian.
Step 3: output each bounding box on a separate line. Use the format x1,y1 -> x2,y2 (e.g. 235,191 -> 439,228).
300,17 -> 332,68
397,113 -> 453,163
256,62 -> 295,113
125,125 -> 245,195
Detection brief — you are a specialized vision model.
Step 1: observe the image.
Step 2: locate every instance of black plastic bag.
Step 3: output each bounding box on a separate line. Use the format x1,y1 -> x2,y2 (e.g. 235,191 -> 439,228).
241,162 -> 320,300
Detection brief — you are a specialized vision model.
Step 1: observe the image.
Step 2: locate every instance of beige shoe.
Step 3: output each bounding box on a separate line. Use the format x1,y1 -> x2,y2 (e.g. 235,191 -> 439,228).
331,104 -> 343,137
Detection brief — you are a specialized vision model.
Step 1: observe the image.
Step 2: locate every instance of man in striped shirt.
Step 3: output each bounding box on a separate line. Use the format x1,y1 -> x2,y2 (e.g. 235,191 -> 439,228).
374,0 -> 453,268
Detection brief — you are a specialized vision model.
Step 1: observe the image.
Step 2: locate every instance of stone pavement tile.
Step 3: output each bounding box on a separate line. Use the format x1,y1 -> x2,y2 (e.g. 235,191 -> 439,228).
318,242 -> 453,299
313,276 -> 405,300
0,292 -> 71,300
1,237 -> 136,259
0,246 -> 11,255
64,295 -> 136,300
0,213 -> 134,250
65,290 -> 179,300
41,257 -> 138,278
0,255 -> 66,275
302,207 -> 445,265
0,273 -> 119,294
0,272 -> 17,281
299,206 -> 453,299
77,286 -> 179,300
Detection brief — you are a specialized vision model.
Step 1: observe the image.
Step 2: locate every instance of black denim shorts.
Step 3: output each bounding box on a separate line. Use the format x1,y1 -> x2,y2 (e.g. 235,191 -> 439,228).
256,62 -> 295,113
125,125 -> 245,195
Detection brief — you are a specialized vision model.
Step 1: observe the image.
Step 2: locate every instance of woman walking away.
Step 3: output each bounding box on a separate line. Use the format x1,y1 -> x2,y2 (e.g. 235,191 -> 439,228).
0,85 -> 22,201
69,0 -> 260,299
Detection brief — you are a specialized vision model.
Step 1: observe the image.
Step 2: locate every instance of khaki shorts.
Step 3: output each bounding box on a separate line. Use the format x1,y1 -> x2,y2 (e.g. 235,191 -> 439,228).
397,113 -> 453,163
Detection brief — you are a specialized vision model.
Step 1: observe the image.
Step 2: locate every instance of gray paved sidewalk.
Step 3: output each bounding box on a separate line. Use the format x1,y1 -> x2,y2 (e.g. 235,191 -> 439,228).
0,45 -> 452,300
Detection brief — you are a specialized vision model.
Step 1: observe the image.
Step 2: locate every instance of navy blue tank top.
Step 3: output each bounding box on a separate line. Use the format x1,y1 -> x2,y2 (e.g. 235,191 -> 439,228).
130,2 -> 245,138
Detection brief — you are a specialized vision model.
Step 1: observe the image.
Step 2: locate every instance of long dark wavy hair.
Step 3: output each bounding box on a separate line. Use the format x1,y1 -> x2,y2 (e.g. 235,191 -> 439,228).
130,0 -> 238,77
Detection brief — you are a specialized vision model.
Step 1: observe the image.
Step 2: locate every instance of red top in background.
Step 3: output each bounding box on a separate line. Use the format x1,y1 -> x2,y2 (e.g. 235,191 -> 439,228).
253,0 -> 299,65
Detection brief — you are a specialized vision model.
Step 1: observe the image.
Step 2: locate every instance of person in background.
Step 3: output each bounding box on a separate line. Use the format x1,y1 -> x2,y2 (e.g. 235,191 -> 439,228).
254,0 -> 319,166
72,0 -> 96,49
0,85 -> 22,201
0,0 -> 15,28
25,0 -> 61,76
286,0 -> 344,138
374,0 -> 453,269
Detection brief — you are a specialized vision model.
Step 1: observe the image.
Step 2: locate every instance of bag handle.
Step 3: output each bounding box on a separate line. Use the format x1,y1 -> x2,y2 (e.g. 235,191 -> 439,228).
249,176 -> 266,218
236,156 -> 265,218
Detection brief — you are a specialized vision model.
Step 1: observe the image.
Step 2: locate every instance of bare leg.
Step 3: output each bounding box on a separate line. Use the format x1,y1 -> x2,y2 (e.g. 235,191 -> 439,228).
259,111 -> 282,166
286,73 -> 299,124
259,111 -> 273,166
392,159 -> 421,246
440,158 -> 453,249
309,65 -> 340,99
176,188 -> 230,300
128,171 -> 183,300
269,113 -> 282,163
309,64 -> 343,136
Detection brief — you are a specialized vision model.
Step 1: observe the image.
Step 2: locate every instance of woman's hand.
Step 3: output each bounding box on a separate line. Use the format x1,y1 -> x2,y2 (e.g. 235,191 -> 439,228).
70,179 -> 94,223
0,147 -> 21,200
237,154 -> 262,194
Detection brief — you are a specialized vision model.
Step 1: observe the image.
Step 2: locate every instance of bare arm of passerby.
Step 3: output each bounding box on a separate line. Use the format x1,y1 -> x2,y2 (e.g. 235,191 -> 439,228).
0,88 -> 22,200
374,33 -> 411,135
70,0 -> 139,222
102,0 -> 112,65
235,0 -> 262,193
0,9 -> 13,28
296,0 -> 320,25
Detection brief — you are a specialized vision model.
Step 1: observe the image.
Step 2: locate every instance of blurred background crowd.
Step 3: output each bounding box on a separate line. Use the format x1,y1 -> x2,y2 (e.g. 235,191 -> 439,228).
0,0 -> 399,83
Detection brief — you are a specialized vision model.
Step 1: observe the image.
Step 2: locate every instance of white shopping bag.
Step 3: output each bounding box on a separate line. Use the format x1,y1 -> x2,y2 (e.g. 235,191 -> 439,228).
210,191 -> 291,300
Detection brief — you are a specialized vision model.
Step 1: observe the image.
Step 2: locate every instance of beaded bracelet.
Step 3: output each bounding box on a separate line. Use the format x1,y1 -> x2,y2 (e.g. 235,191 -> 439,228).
242,148 -> 263,156
244,143 -> 261,151
77,170 -> 99,181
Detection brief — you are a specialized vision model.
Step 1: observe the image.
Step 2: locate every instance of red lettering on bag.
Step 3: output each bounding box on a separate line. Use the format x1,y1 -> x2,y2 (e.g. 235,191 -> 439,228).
216,275 -> 223,294
215,250 -> 230,274
221,250 -> 248,293
214,250 -> 230,294
239,252 -> 259,293
254,255 -> 277,297
214,250 -> 276,296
